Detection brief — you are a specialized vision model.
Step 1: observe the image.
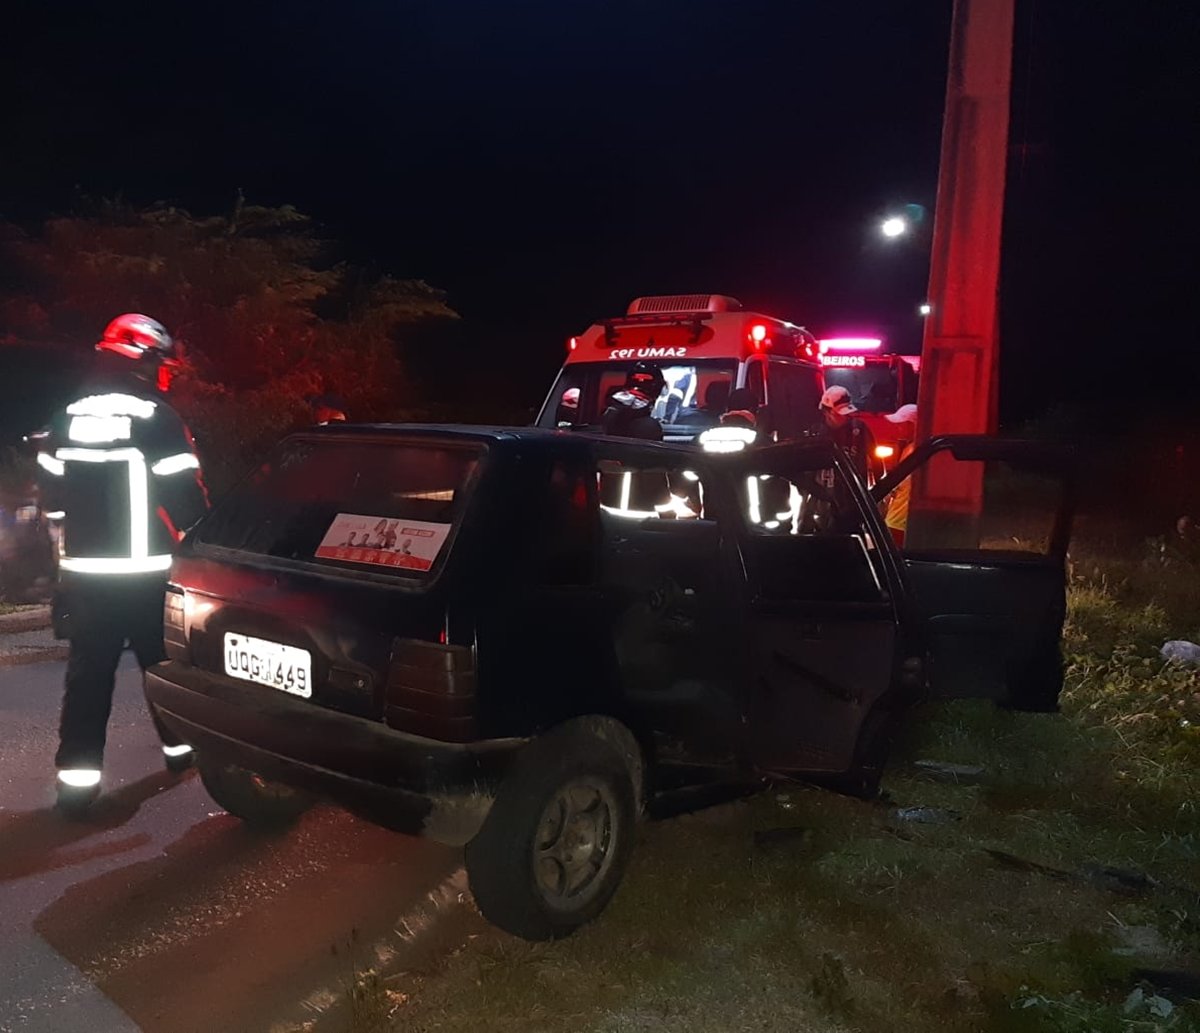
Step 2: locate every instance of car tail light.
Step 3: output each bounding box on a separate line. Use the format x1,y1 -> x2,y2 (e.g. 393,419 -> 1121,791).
385,637 -> 477,742
163,585 -> 187,661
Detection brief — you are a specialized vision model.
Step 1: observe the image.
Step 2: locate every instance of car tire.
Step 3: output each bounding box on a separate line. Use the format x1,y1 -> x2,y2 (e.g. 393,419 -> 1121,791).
1003,633 -> 1063,713
198,761 -> 311,829
464,717 -> 642,941
831,702 -> 901,800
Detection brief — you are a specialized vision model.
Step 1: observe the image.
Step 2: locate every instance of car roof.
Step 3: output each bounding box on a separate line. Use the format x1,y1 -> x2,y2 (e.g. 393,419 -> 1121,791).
301,423 -> 838,464
312,423 -> 553,442
306,423 -> 611,450
303,423 -> 701,459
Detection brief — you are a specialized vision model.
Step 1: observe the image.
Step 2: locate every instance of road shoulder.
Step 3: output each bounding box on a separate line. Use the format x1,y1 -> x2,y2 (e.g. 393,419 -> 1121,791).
0,609 -> 67,666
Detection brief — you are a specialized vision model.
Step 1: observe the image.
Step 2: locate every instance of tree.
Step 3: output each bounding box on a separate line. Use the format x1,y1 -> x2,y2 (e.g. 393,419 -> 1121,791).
0,199 -> 457,490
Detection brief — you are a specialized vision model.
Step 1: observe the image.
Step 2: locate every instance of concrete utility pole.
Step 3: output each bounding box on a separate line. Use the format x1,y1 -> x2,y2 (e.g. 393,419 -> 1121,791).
908,0 -> 1015,544
917,0 -> 1015,442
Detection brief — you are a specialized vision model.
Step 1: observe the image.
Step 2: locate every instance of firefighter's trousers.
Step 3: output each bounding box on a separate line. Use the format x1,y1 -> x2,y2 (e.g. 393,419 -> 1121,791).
55,572 -> 182,770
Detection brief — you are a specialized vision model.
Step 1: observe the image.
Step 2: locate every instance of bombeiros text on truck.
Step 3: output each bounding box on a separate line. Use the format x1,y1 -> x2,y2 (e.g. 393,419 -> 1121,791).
818,336 -> 921,470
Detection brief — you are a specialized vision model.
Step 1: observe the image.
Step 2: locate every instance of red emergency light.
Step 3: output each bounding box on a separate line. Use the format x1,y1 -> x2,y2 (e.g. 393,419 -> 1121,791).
818,337 -> 883,353
747,321 -> 819,360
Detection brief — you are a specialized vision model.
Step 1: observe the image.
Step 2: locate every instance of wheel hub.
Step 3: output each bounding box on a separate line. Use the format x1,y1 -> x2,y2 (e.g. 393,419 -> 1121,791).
534,778 -> 617,910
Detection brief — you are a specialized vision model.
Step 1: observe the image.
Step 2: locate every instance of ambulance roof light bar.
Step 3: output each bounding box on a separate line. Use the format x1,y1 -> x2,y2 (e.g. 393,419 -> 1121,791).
818,337 -> 884,353
626,294 -> 742,316
603,310 -> 715,346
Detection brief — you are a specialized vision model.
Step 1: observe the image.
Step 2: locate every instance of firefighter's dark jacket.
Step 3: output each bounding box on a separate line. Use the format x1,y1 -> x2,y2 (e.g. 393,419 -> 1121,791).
36,378 -> 208,575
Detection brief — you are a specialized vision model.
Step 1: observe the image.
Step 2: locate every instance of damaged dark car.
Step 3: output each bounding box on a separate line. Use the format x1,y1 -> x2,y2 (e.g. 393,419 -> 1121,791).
144,425 -> 1073,940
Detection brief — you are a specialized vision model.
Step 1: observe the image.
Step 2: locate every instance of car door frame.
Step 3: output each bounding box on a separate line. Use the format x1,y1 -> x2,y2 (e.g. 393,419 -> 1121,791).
869,435 -> 1076,711
871,436 -> 1075,557
588,439 -> 747,762
710,439 -> 915,781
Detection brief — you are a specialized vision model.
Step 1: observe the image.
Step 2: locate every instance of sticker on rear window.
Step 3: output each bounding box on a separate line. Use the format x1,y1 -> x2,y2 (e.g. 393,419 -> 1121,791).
315,513 -> 451,573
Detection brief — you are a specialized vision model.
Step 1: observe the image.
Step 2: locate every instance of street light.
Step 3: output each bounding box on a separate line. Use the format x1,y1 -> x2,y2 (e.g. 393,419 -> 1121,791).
880,216 -> 908,239
918,302 -> 932,316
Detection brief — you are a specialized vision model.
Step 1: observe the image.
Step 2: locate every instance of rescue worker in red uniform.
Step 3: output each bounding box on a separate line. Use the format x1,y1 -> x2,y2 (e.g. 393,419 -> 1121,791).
35,314 -> 209,814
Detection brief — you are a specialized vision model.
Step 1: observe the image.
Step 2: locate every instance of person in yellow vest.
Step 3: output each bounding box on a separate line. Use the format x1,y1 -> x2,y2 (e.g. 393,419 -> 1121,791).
882,404 -> 918,547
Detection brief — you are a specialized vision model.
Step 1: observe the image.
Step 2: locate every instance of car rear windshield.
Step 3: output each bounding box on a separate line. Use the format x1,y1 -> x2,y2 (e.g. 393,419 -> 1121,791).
538,359 -> 739,440
192,436 -> 484,578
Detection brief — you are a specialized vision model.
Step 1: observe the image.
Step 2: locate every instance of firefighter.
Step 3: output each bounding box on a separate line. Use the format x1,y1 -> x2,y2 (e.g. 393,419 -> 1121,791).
818,385 -> 878,486
36,314 -> 209,815
601,363 -> 665,441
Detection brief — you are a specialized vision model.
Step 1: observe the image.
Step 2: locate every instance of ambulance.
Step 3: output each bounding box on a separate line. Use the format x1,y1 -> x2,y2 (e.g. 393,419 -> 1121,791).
535,294 -> 825,443
818,337 -> 921,470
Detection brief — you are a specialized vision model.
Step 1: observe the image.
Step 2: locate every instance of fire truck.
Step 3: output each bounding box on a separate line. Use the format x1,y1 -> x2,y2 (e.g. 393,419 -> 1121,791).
818,337 -> 921,470
535,294 -> 825,443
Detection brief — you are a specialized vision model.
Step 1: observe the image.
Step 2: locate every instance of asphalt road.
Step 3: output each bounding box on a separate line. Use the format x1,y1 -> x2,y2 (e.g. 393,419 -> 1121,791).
0,655 -> 469,1033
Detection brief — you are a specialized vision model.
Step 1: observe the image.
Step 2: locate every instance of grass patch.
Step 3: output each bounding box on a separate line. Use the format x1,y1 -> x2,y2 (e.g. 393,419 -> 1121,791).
335,537 -> 1200,1033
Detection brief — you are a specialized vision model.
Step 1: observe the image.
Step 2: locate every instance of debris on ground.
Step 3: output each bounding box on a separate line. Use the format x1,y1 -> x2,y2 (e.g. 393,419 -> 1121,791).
1080,863 -> 1157,895
983,849 -> 1073,880
986,851 -> 1166,899
891,806 -> 961,824
1113,925 -> 1173,960
752,826 -> 813,850
1122,986 -> 1176,1019
1160,639 -> 1200,664
913,759 -> 986,782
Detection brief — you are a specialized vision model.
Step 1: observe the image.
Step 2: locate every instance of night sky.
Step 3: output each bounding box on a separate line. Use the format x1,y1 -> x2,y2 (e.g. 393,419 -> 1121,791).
2,0 -> 1196,423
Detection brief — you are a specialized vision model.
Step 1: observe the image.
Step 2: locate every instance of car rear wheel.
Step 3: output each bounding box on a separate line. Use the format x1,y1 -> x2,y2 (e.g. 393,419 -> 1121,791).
841,703 -> 900,799
464,718 -> 641,941
198,761 -> 311,829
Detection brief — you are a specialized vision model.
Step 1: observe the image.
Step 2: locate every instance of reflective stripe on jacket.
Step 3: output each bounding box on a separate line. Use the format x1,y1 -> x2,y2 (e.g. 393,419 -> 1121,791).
36,386 -> 208,574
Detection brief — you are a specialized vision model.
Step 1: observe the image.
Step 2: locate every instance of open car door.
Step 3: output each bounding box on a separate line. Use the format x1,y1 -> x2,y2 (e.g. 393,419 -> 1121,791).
871,436 -> 1075,712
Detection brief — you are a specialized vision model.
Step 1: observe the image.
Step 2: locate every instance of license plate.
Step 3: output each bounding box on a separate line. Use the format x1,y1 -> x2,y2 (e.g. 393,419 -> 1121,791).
223,632 -> 312,698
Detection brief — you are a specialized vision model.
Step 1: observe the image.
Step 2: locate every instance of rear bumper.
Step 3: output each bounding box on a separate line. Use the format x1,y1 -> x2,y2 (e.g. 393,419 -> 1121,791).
144,660 -> 528,843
